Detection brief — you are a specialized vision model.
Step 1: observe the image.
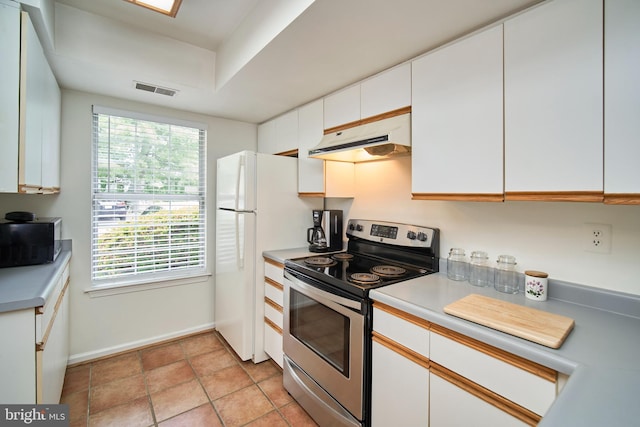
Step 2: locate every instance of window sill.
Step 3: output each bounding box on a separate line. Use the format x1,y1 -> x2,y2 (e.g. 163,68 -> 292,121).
86,272 -> 212,298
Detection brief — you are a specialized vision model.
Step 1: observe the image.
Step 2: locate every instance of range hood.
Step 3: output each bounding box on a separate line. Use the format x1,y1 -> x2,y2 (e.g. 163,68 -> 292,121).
309,113 -> 411,163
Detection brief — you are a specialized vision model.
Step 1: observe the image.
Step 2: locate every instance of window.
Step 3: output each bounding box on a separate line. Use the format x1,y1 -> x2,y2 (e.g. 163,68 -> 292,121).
91,106 -> 206,287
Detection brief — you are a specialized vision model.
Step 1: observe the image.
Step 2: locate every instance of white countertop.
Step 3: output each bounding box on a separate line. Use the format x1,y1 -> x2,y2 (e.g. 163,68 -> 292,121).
0,240 -> 72,313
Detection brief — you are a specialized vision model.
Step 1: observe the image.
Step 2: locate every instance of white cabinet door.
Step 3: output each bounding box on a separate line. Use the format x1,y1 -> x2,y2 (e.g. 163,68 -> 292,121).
38,280 -> 69,403
324,85 -> 360,130
257,119 -> 277,154
298,99 -> 325,194
257,110 -> 298,155
430,373 -> 528,427
604,0 -> 640,203
275,109 -> 298,154
41,62 -> 61,191
19,11 -> 45,191
371,340 -> 429,427
361,63 -> 411,119
412,25 -> 503,200
0,1 -> 20,192
504,0 -> 603,200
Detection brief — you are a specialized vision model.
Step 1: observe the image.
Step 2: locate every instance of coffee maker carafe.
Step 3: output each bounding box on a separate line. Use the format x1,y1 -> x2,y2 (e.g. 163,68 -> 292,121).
307,210 -> 343,253
307,210 -> 328,252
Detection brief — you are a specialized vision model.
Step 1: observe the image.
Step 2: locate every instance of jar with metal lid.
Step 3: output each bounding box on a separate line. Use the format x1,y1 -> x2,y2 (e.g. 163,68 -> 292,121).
447,248 -> 469,281
525,270 -> 549,301
494,254 -> 519,294
468,251 -> 492,287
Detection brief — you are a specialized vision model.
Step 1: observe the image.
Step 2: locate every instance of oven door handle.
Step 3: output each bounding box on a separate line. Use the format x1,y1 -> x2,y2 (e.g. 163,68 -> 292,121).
284,270 -> 362,311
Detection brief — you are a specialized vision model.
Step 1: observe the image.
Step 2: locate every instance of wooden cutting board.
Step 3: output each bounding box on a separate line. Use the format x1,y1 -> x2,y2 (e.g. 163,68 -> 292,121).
443,294 -> 575,349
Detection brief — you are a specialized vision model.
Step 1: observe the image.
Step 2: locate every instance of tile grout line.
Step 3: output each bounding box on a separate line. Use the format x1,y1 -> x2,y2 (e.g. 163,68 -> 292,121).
137,348 -> 160,427
179,337 -> 228,427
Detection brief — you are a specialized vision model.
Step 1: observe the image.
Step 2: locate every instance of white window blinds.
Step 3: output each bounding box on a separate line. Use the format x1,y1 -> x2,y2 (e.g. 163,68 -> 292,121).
91,106 -> 206,285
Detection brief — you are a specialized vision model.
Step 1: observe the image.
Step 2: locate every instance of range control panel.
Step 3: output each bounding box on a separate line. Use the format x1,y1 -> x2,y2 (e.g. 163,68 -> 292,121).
346,219 -> 438,249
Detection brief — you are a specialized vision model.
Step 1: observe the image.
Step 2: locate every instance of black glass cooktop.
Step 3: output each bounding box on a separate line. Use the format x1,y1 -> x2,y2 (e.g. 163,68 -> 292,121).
285,251 -> 434,298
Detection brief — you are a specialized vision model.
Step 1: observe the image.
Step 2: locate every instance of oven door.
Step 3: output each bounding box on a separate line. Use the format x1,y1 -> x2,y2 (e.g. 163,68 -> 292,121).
283,269 -> 364,424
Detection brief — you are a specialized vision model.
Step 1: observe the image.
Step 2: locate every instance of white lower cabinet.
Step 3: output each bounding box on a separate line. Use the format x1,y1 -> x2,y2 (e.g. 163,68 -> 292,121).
371,302 -> 430,427
371,339 -> 429,427
0,258 -> 70,403
371,300 -> 562,426
263,258 -> 284,368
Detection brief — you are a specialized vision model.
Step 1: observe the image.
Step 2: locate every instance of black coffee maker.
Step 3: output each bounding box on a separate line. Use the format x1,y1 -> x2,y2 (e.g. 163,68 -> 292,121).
307,210 -> 343,253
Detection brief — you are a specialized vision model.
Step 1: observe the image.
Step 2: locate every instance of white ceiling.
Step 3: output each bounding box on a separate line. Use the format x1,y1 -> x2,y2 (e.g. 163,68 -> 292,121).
48,0 -> 542,124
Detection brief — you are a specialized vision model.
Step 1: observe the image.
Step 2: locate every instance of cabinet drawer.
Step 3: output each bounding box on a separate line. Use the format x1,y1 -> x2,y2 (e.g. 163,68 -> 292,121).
264,279 -> 284,307
264,258 -> 284,285
430,325 -> 557,416
36,262 -> 70,344
264,320 -> 283,368
372,302 -> 429,357
264,298 -> 283,327
430,372 -> 529,427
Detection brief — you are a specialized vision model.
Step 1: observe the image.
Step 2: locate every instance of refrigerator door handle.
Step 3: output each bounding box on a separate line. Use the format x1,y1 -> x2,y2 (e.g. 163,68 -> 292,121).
236,155 -> 245,211
236,213 -> 244,269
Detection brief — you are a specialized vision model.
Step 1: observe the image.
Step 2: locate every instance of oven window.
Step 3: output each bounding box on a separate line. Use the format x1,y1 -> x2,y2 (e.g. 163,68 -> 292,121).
290,288 -> 350,376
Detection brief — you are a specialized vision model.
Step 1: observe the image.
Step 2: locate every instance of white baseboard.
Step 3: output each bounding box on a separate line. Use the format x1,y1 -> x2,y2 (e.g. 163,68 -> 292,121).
67,323 -> 216,365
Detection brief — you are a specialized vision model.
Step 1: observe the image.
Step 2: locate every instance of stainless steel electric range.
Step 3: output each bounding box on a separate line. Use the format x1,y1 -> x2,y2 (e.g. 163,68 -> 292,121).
283,219 -> 440,427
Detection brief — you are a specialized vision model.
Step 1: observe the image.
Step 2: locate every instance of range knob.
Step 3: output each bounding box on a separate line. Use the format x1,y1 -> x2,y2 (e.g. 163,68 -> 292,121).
348,223 -> 355,231
356,224 -> 364,232
406,231 -> 417,240
417,232 -> 428,242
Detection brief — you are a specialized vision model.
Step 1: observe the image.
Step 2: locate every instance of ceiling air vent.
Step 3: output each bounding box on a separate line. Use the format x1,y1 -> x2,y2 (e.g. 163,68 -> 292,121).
134,81 -> 178,97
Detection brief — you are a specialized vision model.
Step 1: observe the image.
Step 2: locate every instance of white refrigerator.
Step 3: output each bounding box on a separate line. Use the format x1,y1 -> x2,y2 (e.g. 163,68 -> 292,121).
215,150 -> 321,362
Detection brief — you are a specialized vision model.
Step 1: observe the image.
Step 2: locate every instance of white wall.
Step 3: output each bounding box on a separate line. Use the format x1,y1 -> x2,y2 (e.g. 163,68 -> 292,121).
328,157 -> 640,296
0,89 -> 257,362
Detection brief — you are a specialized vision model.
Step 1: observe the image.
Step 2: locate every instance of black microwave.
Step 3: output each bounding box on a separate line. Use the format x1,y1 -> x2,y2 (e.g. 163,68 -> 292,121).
0,217 -> 62,268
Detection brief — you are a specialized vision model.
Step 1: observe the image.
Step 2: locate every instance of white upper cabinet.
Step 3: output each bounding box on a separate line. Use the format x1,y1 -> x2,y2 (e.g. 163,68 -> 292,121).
504,0 -> 603,201
20,12 -> 45,190
0,8 -> 61,194
41,61 -> 61,191
324,63 -> 411,130
297,99 -> 325,194
361,63 -> 411,119
323,84 -> 360,130
604,0 -> 640,204
0,1 -> 20,193
257,109 -> 299,155
411,25 -> 504,201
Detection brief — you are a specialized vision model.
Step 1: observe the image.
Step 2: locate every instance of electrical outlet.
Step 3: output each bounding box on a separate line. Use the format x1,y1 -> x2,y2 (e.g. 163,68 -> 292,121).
585,223 -> 612,253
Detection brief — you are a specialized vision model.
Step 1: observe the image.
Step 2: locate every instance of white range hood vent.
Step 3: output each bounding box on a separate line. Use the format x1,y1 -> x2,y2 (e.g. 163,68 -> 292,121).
309,113 -> 411,163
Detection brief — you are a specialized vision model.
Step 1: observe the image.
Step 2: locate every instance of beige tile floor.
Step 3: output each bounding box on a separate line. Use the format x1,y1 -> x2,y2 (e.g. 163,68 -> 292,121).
60,330 -> 318,427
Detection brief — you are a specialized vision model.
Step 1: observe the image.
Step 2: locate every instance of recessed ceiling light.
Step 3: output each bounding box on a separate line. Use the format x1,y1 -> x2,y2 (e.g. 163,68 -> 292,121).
124,0 -> 183,17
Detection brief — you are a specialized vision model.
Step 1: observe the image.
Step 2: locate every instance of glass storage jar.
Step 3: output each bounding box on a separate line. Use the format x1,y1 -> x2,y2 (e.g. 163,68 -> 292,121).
447,248 -> 469,281
494,254 -> 519,294
468,251 -> 492,287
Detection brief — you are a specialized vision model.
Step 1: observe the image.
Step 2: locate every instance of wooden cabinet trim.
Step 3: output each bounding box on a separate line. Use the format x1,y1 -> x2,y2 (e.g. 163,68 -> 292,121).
265,277 -> 283,291
276,149 -> 298,157
412,193 -> 504,202
430,324 -> 557,383
431,361 -> 541,426
298,192 -> 325,198
264,258 -> 284,269
264,317 -> 282,335
373,301 -> 431,330
323,106 -> 412,135
372,331 -> 430,370
264,297 -> 283,313
505,191 -> 604,202
604,194 -> 640,205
